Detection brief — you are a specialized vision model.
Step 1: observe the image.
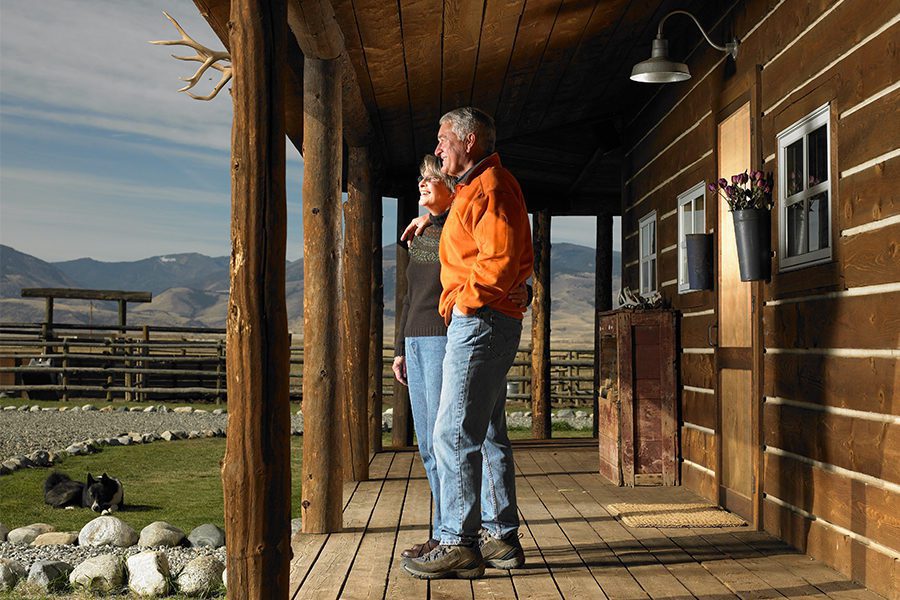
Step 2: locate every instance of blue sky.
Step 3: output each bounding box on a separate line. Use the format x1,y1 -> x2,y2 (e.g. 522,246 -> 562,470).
0,1 -> 615,263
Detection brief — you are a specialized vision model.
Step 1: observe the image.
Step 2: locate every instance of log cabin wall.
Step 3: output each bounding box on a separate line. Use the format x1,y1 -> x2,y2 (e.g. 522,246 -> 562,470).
620,1 -> 899,596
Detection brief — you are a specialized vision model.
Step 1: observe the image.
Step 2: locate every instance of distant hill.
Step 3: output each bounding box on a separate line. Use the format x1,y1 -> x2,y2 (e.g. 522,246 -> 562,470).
0,245 -> 79,298
54,253 -> 230,295
0,244 -> 620,342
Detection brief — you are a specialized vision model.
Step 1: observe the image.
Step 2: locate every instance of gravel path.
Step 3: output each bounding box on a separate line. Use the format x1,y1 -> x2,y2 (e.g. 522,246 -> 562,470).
0,407 -> 304,460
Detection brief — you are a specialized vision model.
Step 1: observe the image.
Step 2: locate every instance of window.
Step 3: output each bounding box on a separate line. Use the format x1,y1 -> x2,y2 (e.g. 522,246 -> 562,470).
677,182 -> 706,293
777,104 -> 832,270
639,211 -> 657,294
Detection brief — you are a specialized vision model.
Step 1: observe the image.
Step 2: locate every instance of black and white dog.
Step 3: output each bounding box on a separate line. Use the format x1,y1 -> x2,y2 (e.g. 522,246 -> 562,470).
44,472 -> 124,514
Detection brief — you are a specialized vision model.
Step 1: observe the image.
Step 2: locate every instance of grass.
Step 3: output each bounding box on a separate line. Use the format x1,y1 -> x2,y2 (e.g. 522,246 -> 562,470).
1,437 -> 304,533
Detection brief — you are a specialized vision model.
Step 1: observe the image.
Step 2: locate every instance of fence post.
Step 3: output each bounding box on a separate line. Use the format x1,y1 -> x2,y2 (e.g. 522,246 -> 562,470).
61,341 -> 69,402
216,340 -> 224,406
105,338 -> 113,402
140,326 -> 150,403
124,336 -> 133,403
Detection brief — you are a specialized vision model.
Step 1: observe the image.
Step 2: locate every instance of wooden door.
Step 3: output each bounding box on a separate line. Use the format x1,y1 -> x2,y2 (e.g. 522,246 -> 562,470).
717,103 -> 754,520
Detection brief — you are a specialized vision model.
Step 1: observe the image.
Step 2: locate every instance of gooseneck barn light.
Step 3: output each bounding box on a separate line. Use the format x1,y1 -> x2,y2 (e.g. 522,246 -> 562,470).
630,10 -> 739,83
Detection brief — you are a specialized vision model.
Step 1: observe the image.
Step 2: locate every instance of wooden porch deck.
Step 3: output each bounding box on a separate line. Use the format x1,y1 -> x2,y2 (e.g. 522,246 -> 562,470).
289,442 -> 883,600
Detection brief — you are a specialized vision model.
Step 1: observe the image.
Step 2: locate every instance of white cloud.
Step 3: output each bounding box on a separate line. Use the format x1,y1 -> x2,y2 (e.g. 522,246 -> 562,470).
0,0 -> 233,152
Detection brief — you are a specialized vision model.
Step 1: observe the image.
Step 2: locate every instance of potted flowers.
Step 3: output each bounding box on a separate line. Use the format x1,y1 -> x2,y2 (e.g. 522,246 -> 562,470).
709,170 -> 773,281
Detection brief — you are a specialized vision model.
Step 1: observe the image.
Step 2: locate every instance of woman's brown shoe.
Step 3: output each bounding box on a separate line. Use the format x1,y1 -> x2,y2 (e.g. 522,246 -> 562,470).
401,538 -> 439,558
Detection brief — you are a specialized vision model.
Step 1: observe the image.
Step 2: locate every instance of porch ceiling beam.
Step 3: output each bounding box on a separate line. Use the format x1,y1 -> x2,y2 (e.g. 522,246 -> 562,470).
287,0 -> 374,147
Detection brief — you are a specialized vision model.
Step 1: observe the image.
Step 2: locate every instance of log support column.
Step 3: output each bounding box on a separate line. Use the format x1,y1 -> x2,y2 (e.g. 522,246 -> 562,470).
222,0 -> 291,596
341,146 -> 373,481
368,192 -> 384,453
301,56 -> 344,533
531,209 -> 552,440
593,212 -> 613,437
392,193 -> 415,447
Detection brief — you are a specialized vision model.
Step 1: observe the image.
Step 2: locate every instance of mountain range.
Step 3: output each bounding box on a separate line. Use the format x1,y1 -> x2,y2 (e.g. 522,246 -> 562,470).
0,243 -> 620,343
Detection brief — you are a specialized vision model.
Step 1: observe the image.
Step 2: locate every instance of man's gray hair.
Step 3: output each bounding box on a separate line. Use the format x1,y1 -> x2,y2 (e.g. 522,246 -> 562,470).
440,107 -> 496,154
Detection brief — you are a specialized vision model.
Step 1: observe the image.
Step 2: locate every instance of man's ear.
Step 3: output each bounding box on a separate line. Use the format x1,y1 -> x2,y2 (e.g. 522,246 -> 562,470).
464,132 -> 477,153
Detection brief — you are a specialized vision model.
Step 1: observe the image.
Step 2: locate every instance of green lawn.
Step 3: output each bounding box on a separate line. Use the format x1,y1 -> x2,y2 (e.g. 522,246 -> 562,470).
1,418 -> 592,533
1,437 -> 304,533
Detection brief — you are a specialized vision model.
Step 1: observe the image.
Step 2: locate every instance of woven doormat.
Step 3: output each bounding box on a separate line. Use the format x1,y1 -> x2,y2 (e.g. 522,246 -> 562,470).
607,503 -> 747,528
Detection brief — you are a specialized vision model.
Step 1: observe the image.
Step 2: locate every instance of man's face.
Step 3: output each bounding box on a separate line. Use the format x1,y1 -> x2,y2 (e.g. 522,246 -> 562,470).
434,121 -> 470,178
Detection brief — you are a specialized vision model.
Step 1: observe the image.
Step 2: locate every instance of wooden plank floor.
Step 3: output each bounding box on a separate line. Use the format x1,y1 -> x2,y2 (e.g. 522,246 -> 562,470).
289,443 -> 885,600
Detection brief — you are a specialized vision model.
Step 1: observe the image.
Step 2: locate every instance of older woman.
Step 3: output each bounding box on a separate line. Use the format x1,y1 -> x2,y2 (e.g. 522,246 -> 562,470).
393,155 -> 527,559
392,155 -> 455,559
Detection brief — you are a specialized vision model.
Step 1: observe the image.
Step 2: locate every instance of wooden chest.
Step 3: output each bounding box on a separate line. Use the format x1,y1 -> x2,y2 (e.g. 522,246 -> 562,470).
597,309 -> 678,486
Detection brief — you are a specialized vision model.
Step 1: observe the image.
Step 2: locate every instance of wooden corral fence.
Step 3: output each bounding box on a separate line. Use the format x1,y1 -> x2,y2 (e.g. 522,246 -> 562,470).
0,322 -> 595,406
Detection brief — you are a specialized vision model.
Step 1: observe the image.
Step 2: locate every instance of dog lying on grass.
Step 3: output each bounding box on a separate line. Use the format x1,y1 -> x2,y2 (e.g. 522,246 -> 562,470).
44,472 -> 124,514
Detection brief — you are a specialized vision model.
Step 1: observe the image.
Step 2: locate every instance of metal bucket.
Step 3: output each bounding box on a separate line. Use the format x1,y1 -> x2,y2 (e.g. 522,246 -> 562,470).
685,233 -> 713,290
732,208 -> 771,281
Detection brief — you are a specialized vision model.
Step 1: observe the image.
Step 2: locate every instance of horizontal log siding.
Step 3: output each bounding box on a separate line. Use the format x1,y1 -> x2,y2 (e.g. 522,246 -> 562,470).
622,0 -> 900,594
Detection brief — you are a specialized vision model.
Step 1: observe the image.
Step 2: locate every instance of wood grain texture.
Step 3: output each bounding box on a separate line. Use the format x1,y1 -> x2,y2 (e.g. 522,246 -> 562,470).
840,221 -> 900,288
764,402 -> 900,485
680,459 -> 716,502
593,212 -> 614,436
392,194 -> 416,448
399,0 -> 443,159
531,209 -> 552,439
680,353 -> 714,390
301,56 -> 344,534
341,146 -> 374,482
763,499 -> 899,600
764,451 -> 900,551
839,154 -> 900,230
368,188 -> 384,453
471,0 -> 527,118
223,0 -> 292,596
681,389 -> 716,430
760,0 -> 899,113
349,0 -> 415,167
517,0 -> 598,131
764,292 -> 900,350
764,353 -> 899,415
493,0 -> 563,134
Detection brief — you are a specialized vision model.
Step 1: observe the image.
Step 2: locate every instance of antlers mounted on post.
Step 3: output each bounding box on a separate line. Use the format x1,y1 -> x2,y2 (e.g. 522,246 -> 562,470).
150,12 -> 232,101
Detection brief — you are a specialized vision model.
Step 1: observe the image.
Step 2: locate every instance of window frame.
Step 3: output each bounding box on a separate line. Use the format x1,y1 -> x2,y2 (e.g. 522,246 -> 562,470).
777,103 -> 832,272
638,211 -> 657,295
676,182 -> 707,293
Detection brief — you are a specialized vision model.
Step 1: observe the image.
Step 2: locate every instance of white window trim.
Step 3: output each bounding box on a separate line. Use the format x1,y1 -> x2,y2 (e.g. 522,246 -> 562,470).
639,211 -> 657,294
777,104 -> 832,271
677,182 -> 707,293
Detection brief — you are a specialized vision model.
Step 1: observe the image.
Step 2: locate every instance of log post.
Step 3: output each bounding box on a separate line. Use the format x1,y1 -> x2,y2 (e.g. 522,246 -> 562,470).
593,212 -> 613,437
368,188 -> 385,453
531,209 -> 552,439
117,299 -> 127,334
301,56 -> 344,533
341,145 -> 373,481
392,193 -> 415,448
222,0 -> 292,597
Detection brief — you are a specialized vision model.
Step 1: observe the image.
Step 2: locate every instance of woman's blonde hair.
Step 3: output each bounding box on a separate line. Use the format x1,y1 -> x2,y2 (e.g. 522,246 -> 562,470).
419,155 -> 454,192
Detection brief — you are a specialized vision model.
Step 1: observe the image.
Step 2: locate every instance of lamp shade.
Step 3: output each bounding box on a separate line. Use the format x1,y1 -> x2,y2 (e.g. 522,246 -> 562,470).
630,38 -> 691,83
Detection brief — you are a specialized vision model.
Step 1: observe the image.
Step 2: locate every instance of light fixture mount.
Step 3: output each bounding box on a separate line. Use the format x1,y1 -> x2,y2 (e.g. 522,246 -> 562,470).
630,10 -> 739,84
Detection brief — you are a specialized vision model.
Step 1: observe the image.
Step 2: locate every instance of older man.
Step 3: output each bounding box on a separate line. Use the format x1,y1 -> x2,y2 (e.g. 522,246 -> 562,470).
402,107 -> 533,580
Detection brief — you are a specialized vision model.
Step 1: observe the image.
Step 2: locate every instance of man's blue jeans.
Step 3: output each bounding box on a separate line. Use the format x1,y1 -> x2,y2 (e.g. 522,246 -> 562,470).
434,306 -> 522,546
405,336 -> 447,535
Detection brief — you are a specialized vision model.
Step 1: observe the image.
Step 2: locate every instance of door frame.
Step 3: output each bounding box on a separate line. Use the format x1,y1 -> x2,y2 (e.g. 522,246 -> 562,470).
713,66 -> 765,530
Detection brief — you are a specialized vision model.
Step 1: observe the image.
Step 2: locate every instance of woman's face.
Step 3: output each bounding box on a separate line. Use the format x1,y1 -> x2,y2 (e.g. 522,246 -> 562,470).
418,176 -> 453,215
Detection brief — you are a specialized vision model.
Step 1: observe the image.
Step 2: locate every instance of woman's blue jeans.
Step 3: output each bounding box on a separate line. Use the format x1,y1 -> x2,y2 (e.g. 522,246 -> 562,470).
405,335 -> 447,535
434,307 -> 522,546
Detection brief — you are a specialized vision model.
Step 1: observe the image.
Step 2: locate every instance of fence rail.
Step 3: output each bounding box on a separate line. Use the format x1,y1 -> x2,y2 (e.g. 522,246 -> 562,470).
0,322 -> 595,405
